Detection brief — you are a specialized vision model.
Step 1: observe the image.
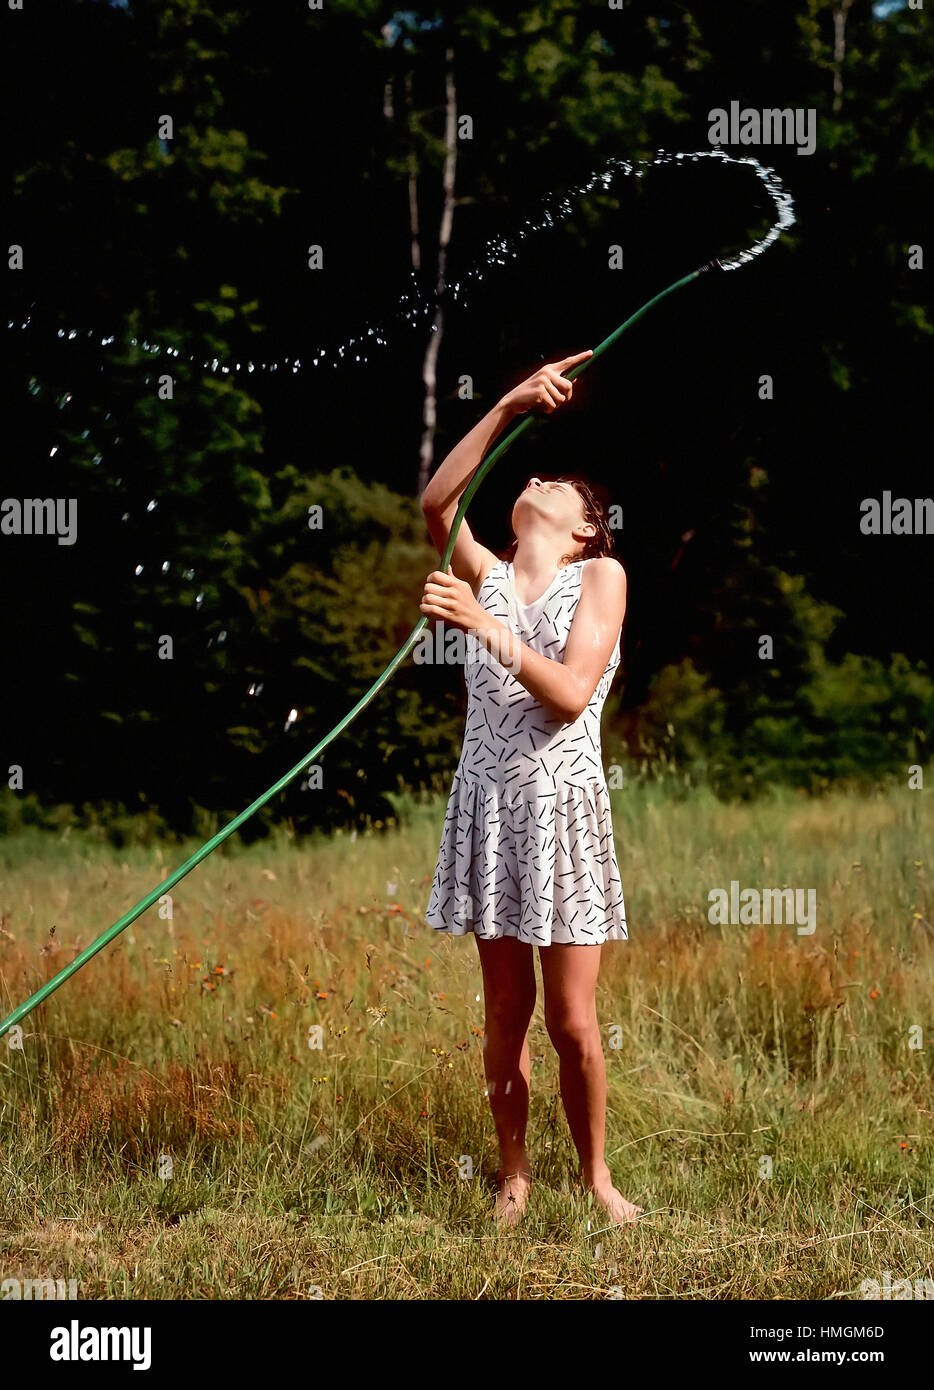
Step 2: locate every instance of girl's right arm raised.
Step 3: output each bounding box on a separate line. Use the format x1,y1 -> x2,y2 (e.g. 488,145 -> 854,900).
420,351 -> 591,594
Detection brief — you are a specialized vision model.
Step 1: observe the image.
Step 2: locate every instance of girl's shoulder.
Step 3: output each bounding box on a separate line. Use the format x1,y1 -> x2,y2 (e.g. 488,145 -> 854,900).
570,555 -> 625,589
574,558 -> 627,613
578,556 -> 627,588
581,555 -> 625,576
476,555 -> 508,596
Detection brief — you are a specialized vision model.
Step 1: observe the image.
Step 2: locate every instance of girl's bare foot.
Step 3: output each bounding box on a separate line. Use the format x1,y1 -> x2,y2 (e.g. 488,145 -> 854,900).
495,1168 -> 532,1226
582,1169 -> 643,1226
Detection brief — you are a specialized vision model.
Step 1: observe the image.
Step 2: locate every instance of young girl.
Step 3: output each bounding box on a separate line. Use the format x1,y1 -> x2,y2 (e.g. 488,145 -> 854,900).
419,350 -> 642,1228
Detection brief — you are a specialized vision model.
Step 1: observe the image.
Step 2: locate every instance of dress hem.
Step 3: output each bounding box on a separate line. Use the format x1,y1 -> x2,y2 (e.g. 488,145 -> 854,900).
423,909 -> 628,946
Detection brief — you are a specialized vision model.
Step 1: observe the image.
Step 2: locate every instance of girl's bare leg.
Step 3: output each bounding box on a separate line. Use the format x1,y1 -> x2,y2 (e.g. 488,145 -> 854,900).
474,934 -> 536,1225
538,941 -> 643,1226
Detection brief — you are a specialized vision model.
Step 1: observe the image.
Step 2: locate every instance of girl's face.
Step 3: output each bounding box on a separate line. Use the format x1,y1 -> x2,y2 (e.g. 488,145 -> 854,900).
511,476 -> 590,542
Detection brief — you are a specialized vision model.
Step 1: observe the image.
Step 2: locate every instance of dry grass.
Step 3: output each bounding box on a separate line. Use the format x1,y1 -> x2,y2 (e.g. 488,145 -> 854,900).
0,783 -> 931,1299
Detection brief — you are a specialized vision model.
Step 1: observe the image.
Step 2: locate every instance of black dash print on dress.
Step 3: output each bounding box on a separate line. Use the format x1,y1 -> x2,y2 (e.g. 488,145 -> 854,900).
425,558 -> 628,946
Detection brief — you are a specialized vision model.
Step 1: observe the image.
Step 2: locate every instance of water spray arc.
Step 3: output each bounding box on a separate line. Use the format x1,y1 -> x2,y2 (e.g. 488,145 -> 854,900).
8,151 -> 794,377
0,158 -> 796,1041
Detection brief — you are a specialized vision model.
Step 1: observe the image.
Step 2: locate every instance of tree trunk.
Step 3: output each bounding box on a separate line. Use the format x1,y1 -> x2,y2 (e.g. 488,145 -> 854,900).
832,0 -> 855,114
404,70 -> 421,273
416,47 -> 457,499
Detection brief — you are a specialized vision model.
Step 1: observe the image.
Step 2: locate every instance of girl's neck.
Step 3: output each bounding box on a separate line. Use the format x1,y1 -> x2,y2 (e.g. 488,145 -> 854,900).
511,535 -> 579,589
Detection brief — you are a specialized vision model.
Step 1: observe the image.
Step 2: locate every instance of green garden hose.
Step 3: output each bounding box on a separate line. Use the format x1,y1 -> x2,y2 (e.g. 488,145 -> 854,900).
0,263 -> 713,1040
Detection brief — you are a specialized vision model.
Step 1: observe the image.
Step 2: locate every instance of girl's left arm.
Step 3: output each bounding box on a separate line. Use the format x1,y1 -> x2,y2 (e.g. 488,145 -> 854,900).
419,558 -> 627,723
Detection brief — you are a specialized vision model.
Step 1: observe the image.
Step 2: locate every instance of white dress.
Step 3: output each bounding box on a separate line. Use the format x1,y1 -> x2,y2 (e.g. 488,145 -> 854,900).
424,557 -> 628,945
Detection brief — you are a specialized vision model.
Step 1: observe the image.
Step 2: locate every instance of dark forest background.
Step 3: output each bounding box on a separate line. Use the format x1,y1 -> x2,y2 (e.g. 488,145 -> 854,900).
2,0 -> 932,840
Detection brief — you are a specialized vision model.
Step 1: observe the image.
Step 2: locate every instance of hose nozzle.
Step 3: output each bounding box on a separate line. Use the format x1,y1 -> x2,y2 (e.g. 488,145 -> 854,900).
699,258 -> 724,273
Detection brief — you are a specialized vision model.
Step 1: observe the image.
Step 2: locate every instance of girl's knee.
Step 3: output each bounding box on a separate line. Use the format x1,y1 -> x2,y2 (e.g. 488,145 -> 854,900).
544,1009 -> 600,1057
484,989 -> 536,1034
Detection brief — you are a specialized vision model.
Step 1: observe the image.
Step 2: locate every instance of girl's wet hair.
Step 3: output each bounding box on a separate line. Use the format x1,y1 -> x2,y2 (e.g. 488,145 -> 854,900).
501,473 -> 616,565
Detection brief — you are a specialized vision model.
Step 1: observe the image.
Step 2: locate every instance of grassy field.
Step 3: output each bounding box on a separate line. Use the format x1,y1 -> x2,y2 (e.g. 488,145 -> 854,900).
0,783 -> 931,1300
